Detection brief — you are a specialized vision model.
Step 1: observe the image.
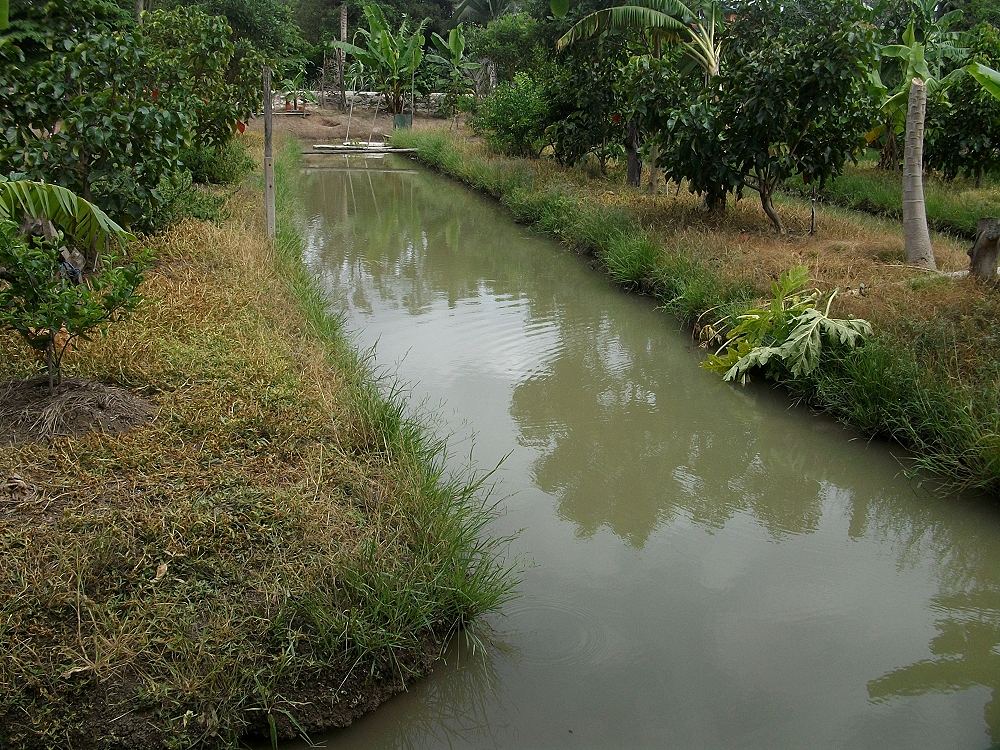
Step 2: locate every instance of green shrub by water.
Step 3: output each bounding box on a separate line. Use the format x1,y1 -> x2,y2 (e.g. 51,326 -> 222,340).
393,129 -> 1000,495
472,73 -> 550,157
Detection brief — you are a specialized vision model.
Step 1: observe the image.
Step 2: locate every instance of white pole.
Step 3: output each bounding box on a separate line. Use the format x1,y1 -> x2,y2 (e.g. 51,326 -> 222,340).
263,66 -> 276,240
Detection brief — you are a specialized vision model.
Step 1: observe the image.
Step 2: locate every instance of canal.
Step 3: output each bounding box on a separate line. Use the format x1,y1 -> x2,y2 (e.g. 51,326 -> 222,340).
292,153 -> 1000,749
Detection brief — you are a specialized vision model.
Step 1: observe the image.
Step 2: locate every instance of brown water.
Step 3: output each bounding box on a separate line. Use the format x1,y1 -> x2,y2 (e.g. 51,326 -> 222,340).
293,154 -> 1000,749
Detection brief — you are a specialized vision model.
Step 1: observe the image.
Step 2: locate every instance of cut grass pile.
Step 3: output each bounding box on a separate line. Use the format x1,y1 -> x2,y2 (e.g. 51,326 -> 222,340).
392,127 -> 1000,495
0,133 -> 512,749
786,157 -> 1000,239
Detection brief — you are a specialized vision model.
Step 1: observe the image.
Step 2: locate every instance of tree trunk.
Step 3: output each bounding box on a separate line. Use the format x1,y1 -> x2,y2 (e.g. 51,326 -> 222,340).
625,120 -> 641,188
902,79 -> 936,270
320,50 -> 327,108
969,218 -> 1000,280
706,191 -> 727,213
339,4 -> 348,112
760,184 -> 784,234
878,125 -> 899,170
135,0 -> 144,23
646,141 -> 659,193
487,60 -> 497,93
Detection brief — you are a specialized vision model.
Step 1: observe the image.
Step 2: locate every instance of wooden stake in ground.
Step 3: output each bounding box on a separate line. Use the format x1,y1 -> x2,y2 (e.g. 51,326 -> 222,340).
902,78 -> 936,270
263,67 -> 276,240
969,218 -> 1000,280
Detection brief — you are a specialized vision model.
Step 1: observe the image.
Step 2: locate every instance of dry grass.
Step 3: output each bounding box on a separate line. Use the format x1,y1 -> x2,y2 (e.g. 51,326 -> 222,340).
0,133 -> 510,749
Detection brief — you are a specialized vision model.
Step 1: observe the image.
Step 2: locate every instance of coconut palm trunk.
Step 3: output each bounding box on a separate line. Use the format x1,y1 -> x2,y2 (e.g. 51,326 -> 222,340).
902,78 -> 936,270
339,4 -> 349,112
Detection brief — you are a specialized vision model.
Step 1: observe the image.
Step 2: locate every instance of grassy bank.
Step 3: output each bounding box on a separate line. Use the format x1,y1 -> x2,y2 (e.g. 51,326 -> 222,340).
392,127 -> 999,495
0,133 -> 511,749
786,158 -> 1000,239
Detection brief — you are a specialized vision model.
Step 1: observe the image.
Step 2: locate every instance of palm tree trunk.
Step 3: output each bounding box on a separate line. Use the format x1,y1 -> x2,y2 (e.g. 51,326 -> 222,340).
902,78 -> 936,270
339,4 -> 348,112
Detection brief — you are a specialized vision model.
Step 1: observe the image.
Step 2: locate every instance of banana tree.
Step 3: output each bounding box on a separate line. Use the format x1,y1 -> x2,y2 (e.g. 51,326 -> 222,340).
429,24 -> 480,119
554,0 -> 722,79
0,179 -> 133,252
331,3 -> 427,116
967,62 -> 1000,99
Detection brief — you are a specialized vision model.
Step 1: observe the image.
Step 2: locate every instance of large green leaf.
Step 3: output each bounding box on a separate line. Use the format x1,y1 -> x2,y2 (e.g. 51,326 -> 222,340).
967,62 -> 1000,101
556,4 -> 688,50
0,180 -> 132,249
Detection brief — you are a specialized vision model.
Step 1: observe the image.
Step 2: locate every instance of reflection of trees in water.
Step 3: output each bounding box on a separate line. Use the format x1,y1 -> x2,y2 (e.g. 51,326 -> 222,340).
862,498 -> 1000,744
869,589 -> 1000,743
300,157 -> 1000,741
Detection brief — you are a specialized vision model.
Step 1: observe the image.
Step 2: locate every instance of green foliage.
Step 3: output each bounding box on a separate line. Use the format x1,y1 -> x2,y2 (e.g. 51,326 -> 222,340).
925,24 -> 1000,183
0,26 -> 189,231
703,266 -> 873,383
428,25 -> 480,117
149,170 -> 226,228
331,2 -> 428,115
473,73 -> 550,157
465,13 -> 544,83
142,8 -> 264,150
181,140 -> 254,186
0,184 -> 145,390
155,0 -> 308,60
542,41 -> 628,168
658,0 -> 877,229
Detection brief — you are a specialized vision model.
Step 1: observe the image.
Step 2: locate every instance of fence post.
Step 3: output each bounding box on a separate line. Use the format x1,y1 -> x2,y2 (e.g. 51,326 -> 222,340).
263,66 -> 276,241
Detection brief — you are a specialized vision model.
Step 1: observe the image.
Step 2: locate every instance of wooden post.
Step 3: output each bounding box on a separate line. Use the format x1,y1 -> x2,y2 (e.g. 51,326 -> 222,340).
263,67 -> 276,240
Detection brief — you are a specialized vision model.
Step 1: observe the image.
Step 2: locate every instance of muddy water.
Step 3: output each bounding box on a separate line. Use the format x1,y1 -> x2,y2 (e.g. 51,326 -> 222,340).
294,155 -> 1000,749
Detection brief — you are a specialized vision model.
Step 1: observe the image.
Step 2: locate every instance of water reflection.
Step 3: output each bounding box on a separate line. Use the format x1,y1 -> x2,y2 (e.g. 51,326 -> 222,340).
294,155 -> 1000,749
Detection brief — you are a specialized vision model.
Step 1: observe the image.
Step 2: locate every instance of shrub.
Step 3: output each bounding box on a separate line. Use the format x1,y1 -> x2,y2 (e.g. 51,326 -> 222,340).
0,27 -> 189,232
142,8 -> 264,150
473,73 -> 549,157
0,186 -> 146,392
181,140 -> 254,185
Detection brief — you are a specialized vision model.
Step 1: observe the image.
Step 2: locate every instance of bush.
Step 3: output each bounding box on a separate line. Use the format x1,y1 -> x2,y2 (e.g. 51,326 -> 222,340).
181,141 -> 254,185
0,25 -> 188,232
0,212 -> 145,392
142,8 -> 264,150
473,73 -> 549,157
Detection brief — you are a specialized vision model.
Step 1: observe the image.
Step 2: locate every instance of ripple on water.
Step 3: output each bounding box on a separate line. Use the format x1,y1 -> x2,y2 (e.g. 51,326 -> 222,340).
501,598 -> 614,669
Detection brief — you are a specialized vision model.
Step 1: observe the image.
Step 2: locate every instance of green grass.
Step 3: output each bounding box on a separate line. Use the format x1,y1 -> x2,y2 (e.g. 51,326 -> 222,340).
393,128 -> 1000,496
786,157 -> 1000,239
0,134 -> 513,749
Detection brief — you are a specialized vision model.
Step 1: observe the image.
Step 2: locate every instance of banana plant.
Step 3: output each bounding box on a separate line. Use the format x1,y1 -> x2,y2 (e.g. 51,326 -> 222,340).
0,178 -> 132,251
330,2 -> 427,115
967,62 -> 1000,100
428,25 -> 480,117
554,0 -> 722,78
